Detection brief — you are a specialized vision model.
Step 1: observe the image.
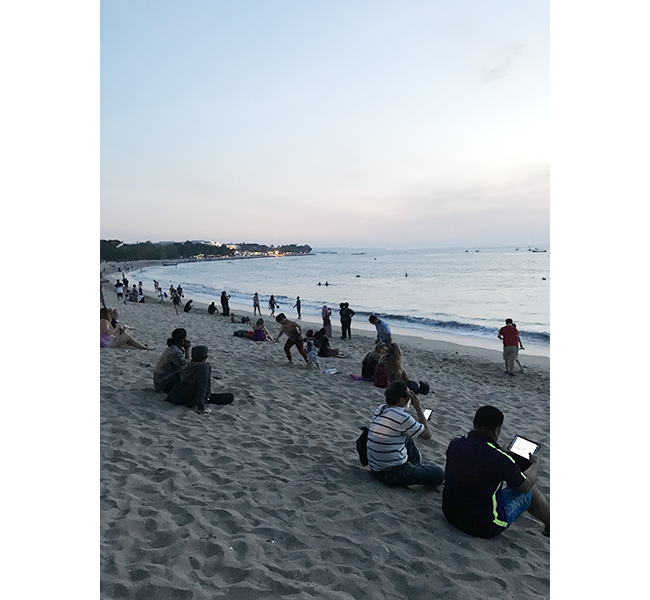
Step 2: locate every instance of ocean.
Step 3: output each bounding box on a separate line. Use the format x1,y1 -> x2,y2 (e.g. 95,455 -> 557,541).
125,246 -> 550,356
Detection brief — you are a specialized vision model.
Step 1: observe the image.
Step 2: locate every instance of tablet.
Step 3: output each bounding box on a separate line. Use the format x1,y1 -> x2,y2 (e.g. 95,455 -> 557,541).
507,435 -> 540,459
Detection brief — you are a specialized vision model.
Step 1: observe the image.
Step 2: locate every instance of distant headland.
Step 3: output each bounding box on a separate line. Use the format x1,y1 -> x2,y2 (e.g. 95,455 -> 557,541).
100,240 -> 312,262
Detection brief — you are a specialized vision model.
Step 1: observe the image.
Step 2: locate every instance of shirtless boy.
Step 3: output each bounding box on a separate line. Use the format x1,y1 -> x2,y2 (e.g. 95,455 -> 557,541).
275,313 -> 309,364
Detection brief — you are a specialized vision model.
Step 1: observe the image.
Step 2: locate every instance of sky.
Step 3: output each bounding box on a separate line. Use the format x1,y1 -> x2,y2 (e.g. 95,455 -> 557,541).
100,0 -> 550,249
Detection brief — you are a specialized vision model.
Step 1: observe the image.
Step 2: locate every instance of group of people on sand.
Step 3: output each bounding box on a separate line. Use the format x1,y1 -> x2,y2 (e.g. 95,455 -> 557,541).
354,314 -> 547,539
100,274 -> 548,538
362,382 -> 550,538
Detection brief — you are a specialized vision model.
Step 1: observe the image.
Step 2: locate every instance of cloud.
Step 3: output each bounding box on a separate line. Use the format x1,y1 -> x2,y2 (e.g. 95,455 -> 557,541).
481,43 -> 526,83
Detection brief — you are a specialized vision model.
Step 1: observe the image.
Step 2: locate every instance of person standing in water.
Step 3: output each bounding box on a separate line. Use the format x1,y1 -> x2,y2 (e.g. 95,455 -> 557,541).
294,296 -> 302,319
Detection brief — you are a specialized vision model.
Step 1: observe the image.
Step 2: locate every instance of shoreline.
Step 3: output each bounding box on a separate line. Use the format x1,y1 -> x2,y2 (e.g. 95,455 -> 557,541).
102,260 -> 549,366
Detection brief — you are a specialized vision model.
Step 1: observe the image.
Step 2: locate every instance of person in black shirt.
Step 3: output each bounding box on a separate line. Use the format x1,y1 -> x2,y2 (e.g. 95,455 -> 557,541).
442,406 -> 550,538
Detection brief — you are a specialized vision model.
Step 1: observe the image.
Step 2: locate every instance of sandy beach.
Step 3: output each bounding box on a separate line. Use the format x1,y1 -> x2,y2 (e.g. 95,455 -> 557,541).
100,281 -> 550,599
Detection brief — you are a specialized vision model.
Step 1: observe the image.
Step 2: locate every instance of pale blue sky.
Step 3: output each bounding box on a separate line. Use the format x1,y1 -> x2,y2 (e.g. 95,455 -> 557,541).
101,1 -> 549,248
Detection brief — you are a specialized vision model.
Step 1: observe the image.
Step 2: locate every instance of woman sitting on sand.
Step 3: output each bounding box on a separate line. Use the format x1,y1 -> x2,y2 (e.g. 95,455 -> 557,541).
100,308 -> 149,350
313,328 -> 344,358
362,342 -> 388,381
153,328 -> 192,393
246,318 -> 275,342
381,343 -> 429,394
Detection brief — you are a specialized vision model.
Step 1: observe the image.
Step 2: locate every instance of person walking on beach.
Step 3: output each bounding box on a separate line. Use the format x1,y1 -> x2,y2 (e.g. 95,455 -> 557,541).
253,292 -> 261,316
339,302 -> 355,339
275,313 -> 309,364
365,381 -> 444,488
269,295 -> 278,317
442,405 -> 550,538
172,290 -> 181,315
115,280 -> 125,303
369,315 -> 392,346
498,319 -> 522,375
220,291 -> 231,316
294,296 -> 301,319
322,305 -> 332,337
511,323 -> 525,372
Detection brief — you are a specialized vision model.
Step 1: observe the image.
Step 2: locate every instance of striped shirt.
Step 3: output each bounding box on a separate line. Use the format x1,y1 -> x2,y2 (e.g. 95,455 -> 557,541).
367,404 -> 424,471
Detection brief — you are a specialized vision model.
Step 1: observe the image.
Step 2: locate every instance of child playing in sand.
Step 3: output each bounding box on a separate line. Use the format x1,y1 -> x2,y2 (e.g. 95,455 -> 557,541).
304,330 -> 320,369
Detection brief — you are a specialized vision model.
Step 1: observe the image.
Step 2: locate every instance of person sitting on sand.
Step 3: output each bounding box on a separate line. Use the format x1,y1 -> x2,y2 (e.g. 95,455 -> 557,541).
208,302 -> 218,315
165,345 -> 234,414
442,405 -> 550,538
230,313 -> 251,324
313,328 -> 344,358
366,381 -> 444,488
100,308 -> 149,350
275,313 -> 309,364
153,328 -> 192,393
361,342 -> 388,381
247,318 -> 275,342
369,315 -> 392,346
184,299 -> 193,313
384,343 -> 429,395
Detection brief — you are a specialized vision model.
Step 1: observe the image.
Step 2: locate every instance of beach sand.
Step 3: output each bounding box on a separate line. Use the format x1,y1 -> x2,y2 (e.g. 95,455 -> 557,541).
100,287 -> 550,599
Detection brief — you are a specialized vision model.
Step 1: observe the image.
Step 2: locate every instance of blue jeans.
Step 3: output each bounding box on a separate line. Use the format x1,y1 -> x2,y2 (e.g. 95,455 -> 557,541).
372,438 -> 445,487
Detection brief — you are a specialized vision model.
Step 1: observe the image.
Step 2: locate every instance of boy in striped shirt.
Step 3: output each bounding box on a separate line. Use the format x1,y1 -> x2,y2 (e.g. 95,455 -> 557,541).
367,381 -> 444,487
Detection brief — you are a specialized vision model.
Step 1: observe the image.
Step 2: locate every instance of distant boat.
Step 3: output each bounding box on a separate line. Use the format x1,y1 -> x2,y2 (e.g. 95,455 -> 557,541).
531,249 -> 547,253
162,261 -> 178,266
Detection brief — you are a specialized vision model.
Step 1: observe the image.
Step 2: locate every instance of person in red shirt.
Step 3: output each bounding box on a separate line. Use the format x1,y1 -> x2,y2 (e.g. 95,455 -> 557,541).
498,319 -> 523,375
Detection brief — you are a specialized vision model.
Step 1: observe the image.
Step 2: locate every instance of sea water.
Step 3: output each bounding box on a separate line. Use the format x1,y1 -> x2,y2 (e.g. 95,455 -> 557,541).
126,246 -> 550,356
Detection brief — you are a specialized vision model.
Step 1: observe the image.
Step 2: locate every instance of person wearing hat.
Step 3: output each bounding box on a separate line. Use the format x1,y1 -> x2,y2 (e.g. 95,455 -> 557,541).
165,345 -> 234,414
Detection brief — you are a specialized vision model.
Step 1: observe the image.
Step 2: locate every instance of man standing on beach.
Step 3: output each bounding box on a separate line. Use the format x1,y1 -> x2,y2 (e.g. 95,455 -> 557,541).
253,292 -> 261,316
442,406 -> 550,538
340,302 -> 355,339
498,319 -> 523,375
369,315 -> 392,346
275,313 -> 309,364
294,296 -> 301,319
